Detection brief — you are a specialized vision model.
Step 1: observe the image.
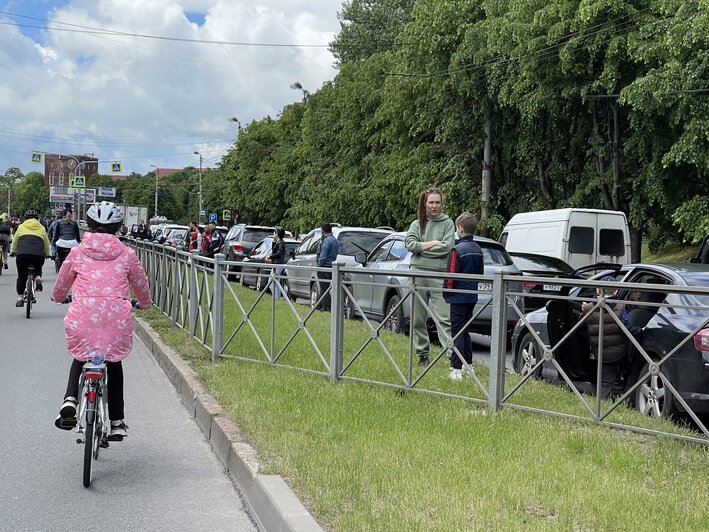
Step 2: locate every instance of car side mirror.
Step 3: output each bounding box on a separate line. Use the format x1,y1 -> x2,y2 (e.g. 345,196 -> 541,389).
289,249 -> 296,259
354,252 -> 367,265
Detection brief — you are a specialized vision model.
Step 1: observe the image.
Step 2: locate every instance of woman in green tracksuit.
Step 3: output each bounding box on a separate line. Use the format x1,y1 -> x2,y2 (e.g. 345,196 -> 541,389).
405,188 -> 455,366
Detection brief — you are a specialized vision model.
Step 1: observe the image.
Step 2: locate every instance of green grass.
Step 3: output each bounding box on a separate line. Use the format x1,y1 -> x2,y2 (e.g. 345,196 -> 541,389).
141,283 -> 709,531
642,241 -> 697,263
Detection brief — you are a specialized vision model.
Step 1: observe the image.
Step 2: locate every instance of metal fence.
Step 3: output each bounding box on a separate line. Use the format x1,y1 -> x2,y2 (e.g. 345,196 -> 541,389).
127,238 -> 709,445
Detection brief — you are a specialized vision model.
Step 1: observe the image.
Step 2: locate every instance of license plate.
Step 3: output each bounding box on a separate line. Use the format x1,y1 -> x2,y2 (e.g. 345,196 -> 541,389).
478,282 -> 493,291
543,284 -> 562,291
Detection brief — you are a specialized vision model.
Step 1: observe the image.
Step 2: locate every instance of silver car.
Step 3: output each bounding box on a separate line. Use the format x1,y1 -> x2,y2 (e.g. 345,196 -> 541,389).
284,225 -> 394,307
345,232 -> 524,341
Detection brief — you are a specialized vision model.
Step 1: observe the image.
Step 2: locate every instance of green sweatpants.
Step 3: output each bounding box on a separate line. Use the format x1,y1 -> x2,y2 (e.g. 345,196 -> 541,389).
410,269 -> 451,359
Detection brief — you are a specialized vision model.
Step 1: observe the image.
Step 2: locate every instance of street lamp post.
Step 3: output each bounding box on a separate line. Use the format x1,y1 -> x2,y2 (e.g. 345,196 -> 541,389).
64,155 -> 89,218
149,165 -> 159,220
194,151 -> 203,223
289,81 -> 309,103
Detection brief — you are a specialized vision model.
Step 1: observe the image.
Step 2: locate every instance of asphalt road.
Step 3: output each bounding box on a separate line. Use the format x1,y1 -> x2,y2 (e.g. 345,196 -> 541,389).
0,259 -> 256,531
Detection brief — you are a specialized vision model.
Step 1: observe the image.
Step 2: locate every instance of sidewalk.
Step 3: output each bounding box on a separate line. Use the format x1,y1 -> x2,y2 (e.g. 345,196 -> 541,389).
133,317 -> 323,532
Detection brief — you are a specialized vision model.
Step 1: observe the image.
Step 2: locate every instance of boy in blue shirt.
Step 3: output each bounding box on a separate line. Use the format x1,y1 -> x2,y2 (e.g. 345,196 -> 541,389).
444,212 -> 484,381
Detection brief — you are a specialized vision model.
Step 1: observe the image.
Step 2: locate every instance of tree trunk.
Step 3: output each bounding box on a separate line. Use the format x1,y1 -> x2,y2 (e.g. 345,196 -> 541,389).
481,112 -> 492,237
629,225 -> 642,263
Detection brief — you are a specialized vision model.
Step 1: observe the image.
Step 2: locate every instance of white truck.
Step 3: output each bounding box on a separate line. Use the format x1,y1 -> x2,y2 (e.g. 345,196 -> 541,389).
499,208 -> 631,269
116,205 -> 149,232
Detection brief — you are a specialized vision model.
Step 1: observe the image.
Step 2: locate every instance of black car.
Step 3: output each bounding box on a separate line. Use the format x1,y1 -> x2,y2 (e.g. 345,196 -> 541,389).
241,237 -> 300,291
512,263 -> 709,419
509,252 -> 573,311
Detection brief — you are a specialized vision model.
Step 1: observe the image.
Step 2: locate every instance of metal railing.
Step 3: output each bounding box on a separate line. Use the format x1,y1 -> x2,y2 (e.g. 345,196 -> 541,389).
126,238 -> 709,445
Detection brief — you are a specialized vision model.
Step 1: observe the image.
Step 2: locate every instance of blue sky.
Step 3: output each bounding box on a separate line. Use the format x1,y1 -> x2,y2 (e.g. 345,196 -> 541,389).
0,0 -> 339,178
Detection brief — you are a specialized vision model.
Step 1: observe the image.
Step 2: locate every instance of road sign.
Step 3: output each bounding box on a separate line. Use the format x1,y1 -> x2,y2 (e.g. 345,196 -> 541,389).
209,213 -> 217,223
69,176 -> 86,188
199,210 -> 206,216
222,210 -> 231,220
98,187 -> 116,198
111,162 -> 122,173
30,151 -> 43,163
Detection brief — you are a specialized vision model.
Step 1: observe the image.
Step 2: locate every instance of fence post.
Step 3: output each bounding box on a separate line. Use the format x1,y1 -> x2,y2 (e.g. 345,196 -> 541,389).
270,264 -> 276,363
488,271 -> 507,413
212,253 -> 225,362
329,263 -> 343,381
189,250 -> 198,339
170,248 -> 180,327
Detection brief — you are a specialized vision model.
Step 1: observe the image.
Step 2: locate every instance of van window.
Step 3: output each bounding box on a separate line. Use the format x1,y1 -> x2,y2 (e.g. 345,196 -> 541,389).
569,226 -> 594,254
599,229 -> 625,256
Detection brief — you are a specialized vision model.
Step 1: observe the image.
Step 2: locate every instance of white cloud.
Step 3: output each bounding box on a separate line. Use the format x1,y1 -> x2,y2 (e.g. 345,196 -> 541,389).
0,0 -> 341,175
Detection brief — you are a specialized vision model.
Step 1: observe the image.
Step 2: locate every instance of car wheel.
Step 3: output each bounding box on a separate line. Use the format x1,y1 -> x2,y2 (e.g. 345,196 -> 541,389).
282,275 -> 295,301
310,282 -> 320,310
634,361 -> 676,419
515,331 -> 543,378
383,295 -> 404,334
343,285 -> 355,320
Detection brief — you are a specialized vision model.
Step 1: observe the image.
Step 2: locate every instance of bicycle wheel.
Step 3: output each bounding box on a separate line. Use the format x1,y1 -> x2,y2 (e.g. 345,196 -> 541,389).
83,421 -> 94,487
25,281 -> 32,320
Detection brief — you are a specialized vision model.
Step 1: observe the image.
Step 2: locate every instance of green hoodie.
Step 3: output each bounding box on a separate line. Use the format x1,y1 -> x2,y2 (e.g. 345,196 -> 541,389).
405,214 -> 455,271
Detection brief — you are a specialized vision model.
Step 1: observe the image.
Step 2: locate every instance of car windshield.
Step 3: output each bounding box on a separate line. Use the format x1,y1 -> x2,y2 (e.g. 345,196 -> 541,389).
244,228 -> 274,243
338,231 -> 391,256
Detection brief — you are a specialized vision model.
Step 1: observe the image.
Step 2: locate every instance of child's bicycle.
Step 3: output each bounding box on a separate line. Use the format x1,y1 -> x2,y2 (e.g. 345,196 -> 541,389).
75,353 -> 111,488
57,298 -> 140,487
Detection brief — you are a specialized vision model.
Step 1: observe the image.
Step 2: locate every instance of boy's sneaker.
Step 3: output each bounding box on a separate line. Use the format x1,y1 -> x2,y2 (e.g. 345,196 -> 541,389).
54,397 -> 77,430
449,368 -> 463,381
108,420 -> 128,441
15,297 -> 23,307
35,278 -> 43,291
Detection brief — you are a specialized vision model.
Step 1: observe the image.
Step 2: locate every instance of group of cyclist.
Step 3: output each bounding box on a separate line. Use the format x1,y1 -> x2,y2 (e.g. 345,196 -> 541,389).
3,203 -> 152,441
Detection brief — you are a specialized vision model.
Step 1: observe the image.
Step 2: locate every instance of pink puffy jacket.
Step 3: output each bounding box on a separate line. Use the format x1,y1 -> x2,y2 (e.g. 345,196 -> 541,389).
51,232 -> 152,362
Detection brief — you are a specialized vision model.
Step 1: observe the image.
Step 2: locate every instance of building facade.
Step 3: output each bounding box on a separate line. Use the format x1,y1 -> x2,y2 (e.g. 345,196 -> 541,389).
44,154 -> 99,187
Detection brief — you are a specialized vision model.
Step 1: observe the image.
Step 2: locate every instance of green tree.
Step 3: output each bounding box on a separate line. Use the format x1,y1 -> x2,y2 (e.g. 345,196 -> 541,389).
13,172 -> 48,217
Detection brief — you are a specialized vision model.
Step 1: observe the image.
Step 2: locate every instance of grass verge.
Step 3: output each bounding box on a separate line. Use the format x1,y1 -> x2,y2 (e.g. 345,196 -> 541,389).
141,287 -> 709,531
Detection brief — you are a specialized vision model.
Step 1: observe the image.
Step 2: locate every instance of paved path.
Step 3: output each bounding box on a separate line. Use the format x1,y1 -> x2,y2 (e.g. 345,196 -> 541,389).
0,259 -> 256,531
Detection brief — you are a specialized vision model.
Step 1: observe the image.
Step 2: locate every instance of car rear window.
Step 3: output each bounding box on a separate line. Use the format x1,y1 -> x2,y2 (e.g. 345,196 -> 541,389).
479,242 -> 513,266
512,255 -> 573,272
244,228 -> 274,242
338,231 -> 390,256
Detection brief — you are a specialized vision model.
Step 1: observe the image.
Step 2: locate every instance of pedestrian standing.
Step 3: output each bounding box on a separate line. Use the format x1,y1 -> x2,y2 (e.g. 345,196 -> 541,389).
444,212 -> 484,380
404,187 -> 455,366
268,226 -> 287,298
315,223 -> 340,311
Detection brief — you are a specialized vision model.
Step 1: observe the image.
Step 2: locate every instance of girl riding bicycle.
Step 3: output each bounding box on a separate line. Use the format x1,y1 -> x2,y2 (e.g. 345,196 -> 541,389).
51,201 -> 152,440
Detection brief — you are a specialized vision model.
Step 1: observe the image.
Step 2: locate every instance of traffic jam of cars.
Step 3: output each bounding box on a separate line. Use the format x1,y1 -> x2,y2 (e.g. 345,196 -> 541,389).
142,208 -> 709,424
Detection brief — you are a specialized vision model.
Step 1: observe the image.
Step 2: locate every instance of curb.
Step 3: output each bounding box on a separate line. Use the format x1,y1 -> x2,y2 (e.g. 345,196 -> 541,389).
134,318 -> 323,532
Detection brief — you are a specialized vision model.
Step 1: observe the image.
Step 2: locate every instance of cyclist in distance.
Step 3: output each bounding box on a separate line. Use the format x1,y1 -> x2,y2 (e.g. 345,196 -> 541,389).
0,213 -> 11,269
51,201 -> 152,440
51,209 -> 81,268
11,210 -> 50,307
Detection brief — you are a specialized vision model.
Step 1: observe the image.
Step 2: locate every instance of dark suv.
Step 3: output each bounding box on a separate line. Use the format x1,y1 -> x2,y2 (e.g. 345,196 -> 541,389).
221,224 -> 276,262
284,225 -> 394,306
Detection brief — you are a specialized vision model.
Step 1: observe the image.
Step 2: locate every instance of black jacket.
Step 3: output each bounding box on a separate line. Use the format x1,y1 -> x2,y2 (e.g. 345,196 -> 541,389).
444,235 -> 484,304
270,239 -> 286,264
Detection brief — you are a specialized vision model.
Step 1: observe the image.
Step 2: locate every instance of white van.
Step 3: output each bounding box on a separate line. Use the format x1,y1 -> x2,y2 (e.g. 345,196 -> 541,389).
499,208 -> 630,269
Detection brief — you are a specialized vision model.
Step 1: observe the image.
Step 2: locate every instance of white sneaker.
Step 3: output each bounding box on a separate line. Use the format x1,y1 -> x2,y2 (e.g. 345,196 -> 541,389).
449,369 -> 463,381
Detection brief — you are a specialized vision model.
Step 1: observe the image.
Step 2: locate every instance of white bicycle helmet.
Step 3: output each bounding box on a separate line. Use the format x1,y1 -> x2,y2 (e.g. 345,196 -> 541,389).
87,201 -> 123,224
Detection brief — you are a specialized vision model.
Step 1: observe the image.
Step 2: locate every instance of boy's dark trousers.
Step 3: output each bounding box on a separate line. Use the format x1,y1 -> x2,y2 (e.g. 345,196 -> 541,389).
450,303 -> 475,369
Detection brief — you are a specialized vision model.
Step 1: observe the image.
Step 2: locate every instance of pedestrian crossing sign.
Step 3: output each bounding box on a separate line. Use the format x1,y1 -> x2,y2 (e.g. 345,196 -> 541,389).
30,151 -> 43,163
222,210 -> 231,220
111,162 -> 122,173
70,176 -> 86,188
